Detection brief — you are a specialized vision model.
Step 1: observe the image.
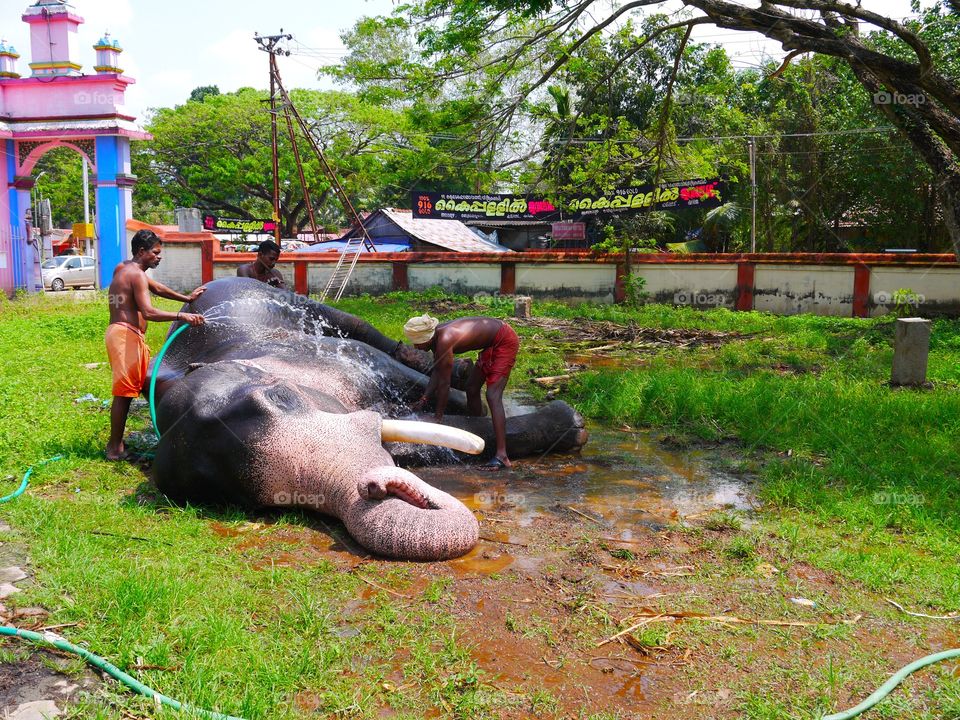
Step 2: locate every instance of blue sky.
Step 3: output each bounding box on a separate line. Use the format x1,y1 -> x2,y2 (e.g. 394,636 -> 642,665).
1,0 -> 917,126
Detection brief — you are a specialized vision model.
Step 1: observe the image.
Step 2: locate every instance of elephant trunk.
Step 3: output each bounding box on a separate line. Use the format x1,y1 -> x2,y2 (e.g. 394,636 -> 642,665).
343,466 -> 479,561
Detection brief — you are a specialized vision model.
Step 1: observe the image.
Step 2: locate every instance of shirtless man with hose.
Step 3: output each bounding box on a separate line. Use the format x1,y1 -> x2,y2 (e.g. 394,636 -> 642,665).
104,230 -> 205,460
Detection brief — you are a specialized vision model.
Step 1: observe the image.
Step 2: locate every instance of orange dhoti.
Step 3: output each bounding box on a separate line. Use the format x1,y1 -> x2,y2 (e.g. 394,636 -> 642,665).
105,322 -> 149,398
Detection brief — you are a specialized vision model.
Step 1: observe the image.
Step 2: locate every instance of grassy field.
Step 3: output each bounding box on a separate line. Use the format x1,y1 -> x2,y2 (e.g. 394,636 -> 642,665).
0,288 -> 958,719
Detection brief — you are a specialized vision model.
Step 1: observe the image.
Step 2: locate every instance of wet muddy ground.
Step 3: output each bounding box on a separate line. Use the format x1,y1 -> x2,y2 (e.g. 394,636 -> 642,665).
205,425 -> 956,718
208,428 -> 766,717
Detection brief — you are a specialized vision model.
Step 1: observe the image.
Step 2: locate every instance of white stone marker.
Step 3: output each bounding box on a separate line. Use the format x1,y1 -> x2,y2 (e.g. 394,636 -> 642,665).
514,296 -> 532,319
891,317 -> 932,386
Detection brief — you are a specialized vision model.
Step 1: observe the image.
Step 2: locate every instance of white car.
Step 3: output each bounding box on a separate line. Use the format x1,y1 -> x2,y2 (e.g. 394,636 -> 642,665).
42,255 -> 97,291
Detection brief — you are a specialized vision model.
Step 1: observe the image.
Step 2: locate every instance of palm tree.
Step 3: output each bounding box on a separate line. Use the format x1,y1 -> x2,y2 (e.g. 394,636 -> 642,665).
701,202 -> 741,252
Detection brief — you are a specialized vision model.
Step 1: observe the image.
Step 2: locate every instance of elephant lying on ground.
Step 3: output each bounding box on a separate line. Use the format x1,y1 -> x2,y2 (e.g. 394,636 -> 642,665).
149,277 -> 588,561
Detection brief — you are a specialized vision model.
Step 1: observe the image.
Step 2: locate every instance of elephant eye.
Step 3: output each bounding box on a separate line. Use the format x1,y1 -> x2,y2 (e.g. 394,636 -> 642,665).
263,386 -> 301,412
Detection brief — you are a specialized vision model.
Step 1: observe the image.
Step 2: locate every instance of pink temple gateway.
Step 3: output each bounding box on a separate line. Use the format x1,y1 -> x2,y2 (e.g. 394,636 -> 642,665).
0,0 -> 150,294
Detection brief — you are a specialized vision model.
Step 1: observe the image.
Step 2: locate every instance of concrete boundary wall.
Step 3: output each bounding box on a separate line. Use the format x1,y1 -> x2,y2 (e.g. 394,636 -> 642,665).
130,223 -> 960,317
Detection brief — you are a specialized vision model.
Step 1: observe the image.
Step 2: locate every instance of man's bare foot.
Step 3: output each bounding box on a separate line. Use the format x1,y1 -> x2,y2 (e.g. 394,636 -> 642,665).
104,443 -> 127,461
481,456 -> 511,471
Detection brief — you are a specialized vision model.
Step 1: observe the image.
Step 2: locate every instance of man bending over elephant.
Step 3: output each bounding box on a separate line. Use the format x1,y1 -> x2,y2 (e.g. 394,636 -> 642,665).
405,314 -> 519,470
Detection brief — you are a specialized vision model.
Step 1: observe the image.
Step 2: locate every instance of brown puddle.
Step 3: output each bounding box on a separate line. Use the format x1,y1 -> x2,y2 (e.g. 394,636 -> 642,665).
566,352 -> 643,369
417,425 -> 755,546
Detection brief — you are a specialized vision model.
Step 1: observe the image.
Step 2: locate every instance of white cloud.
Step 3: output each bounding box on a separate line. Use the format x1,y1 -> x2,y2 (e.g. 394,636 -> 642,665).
73,0 -> 133,36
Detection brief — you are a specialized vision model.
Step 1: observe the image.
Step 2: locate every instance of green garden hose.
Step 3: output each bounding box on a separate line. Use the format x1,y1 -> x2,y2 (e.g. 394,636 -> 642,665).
1,455 -> 246,718
0,456 -> 63,504
822,648 -> 960,719
0,337 -> 246,720
0,625 -> 243,720
149,322 -> 191,440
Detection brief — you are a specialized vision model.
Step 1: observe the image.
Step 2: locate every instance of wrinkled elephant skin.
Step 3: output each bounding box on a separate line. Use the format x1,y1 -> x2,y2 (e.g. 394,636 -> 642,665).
149,278 -> 588,561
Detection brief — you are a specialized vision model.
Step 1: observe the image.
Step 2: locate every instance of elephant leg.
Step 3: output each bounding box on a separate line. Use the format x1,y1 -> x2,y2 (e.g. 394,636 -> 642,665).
311,303 -> 474,390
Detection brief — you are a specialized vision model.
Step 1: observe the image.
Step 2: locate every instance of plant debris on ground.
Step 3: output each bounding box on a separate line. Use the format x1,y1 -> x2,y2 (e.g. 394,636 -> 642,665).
0,289 -> 958,719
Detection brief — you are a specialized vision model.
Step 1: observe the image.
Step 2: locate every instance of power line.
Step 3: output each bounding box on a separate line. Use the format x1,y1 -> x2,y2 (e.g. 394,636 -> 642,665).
549,126 -> 895,146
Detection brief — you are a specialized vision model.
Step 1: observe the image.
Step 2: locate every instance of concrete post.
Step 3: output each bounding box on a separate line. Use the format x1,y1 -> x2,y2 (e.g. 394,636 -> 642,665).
514,295 -> 532,319
891,317 -> 932,386
176,207 -> 202,232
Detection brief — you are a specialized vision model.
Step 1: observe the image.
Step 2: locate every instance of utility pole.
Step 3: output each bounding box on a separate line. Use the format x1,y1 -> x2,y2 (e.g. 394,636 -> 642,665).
82,157 -> 90,224
476,136 -> 481,193
255,30 -> 375,301
748,137 -> 757,253
255,31 -> 291,244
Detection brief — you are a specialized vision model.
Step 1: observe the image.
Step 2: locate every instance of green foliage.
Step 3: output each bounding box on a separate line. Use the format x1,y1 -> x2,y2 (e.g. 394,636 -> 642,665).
134,88 -> 334,236
591,211 -> 675,253
327,1 -> 954,253
622,274 -> 648,307
701,201 -> 743,252
33,147 -> 90,229
134,80 -> 496,233
891,288 -> 924,317
188,85 -> 220,103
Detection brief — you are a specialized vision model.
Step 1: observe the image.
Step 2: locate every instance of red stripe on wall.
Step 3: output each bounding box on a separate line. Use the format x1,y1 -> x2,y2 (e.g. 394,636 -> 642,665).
200,239 -> 214,284
294,261 -> 308,295
736,262 -> 755,311
853,264 -> 871,318
501,263 -> 516,295
392,262 -> 408,291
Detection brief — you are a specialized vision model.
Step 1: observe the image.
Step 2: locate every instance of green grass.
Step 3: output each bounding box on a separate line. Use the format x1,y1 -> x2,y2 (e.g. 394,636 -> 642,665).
565,310 -> 960,605
0,291 -> 519,719
2,288 -> 960,719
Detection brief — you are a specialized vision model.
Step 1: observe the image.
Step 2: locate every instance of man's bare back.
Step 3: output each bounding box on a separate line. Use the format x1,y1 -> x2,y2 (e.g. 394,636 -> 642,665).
434,317 -> 505,355
404,314 -> 519,469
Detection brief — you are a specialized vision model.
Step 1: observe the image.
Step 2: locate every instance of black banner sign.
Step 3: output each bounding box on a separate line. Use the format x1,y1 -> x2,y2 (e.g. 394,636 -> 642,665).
203,215 -> 278,234
569,179 -> 724,216
413,193 -> 558,221
411,179 -> 723,222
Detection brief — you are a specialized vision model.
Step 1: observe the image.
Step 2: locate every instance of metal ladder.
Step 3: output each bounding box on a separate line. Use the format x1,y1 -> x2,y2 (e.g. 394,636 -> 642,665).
319,235 -> 365,302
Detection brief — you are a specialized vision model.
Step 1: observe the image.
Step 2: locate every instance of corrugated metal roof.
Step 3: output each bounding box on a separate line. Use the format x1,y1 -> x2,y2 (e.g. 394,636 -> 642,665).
376,209 -> 512,253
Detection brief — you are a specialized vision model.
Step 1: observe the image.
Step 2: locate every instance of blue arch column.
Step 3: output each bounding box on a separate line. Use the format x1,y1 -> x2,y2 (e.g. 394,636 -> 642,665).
94,135 -> 135,288
5,140 -> 29,292
13,181 -> 37,291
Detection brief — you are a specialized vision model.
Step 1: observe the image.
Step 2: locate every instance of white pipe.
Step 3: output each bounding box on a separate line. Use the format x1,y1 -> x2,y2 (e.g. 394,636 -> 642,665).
82,157 -> 90,224
381,419 -> 484,455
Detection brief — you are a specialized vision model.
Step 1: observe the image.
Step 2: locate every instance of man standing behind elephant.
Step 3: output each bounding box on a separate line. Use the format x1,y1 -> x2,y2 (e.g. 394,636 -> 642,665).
105,230 -> 206,461
405,314 -> 519,470
236,240 -> 285,288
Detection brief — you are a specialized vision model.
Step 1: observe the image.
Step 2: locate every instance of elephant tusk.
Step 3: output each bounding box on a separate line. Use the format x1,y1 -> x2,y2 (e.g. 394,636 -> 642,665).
381,419 -> 485,455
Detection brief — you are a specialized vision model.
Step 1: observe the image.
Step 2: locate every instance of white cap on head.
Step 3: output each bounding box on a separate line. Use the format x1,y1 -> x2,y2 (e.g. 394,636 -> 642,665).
403,314 -> 439,344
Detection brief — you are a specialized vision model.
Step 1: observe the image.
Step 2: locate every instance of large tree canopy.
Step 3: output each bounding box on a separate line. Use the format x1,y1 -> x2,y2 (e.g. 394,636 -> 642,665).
332,0 -> 960,256
132,85 -> 490,234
